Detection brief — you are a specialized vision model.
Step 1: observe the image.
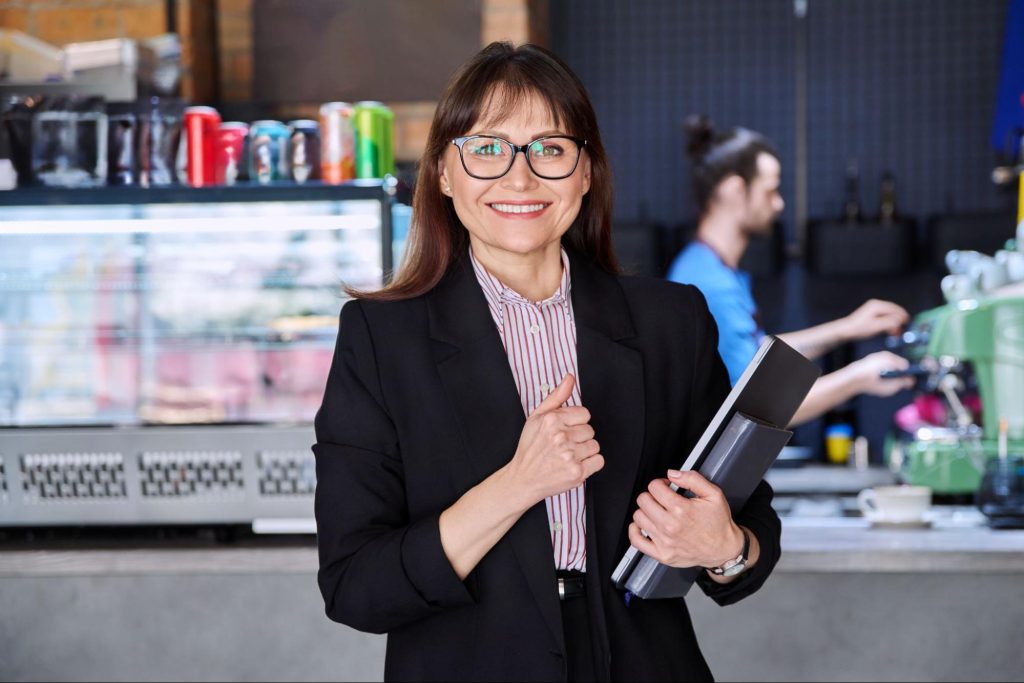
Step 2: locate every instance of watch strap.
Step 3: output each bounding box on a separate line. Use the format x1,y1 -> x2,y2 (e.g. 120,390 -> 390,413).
707,527 -> 750,576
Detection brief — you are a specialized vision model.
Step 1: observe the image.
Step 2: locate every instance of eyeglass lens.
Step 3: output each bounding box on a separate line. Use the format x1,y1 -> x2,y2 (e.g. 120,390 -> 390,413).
460,136 -> 580,179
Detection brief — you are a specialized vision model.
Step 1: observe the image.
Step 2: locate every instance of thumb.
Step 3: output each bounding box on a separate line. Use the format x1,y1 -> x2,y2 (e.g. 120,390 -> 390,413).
531,373 -> 575,416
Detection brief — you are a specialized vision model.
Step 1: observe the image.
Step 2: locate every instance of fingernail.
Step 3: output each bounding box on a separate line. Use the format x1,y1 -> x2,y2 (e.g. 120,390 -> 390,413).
667,469 -> 682,478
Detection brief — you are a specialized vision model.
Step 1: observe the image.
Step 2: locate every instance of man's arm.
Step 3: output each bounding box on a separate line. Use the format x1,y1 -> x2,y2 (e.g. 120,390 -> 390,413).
778,299 -> 910,361
788,351 -> 915,426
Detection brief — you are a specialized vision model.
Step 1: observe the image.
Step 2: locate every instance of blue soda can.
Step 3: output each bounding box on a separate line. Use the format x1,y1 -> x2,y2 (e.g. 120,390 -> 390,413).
248,120 -> 290,183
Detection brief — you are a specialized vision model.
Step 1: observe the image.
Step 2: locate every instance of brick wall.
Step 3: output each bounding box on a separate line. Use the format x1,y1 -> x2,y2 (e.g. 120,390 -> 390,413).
1,0 -> 547,161
217,0 -> 250,102
267,0 -> 544,163
0,0 -> 166,44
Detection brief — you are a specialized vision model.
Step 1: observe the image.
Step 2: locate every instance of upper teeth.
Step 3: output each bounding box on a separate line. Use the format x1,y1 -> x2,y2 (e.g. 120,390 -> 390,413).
491,203 -> 546,214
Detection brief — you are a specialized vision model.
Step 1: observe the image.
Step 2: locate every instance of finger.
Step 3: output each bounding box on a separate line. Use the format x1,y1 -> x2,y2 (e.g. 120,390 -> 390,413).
666,469 -> 721,499
531,373 -> 575,416
647,477 -> 689,510
557,406 -> 591,426
567,423 -> 595,444
632,508 -> 659,538
628,523 -> 659,557
878,305 -> 910,325
879,352 -> 909,369
636,492 -> 676,531
571,439 -> 600,459
580,453 -> 605,478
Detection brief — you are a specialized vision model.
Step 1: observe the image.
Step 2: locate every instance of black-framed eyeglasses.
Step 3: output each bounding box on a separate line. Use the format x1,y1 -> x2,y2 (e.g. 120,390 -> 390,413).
451,135 -> 587,180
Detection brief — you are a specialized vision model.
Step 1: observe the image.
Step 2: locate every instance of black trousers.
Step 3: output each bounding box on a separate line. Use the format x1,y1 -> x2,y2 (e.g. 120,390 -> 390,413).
559,574 -> 598,681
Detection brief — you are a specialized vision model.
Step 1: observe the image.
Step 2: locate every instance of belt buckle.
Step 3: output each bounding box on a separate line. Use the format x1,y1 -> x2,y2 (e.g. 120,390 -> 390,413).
558,577 -> 566,600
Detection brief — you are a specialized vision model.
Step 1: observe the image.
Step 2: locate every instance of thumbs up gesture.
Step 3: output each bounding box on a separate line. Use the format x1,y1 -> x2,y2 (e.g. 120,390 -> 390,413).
503,374 -> 605,507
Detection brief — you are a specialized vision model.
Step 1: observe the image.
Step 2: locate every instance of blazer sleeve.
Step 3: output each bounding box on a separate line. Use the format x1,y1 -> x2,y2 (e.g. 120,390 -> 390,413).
313,300 -> 474,634
680,287 -> 783,606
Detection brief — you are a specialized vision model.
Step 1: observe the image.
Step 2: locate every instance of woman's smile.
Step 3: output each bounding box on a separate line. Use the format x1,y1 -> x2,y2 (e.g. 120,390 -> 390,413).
487,200 -> 553,219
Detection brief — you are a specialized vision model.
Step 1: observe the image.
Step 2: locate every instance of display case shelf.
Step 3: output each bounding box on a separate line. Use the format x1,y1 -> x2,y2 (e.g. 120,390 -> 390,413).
0,179 -> 396,207
0,179 -> 398,527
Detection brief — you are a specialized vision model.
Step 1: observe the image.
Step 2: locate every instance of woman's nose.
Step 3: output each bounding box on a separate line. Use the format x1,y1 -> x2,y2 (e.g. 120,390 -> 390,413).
500,152 -> 538,191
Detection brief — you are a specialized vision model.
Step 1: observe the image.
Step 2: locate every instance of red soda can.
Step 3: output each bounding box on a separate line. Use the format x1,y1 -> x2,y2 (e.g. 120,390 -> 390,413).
319,102 -> 355,184
215,122 -> 248,186
183,105 -> 221,187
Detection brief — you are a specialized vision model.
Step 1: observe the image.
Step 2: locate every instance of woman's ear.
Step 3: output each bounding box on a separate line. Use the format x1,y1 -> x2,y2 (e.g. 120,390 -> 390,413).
580,155 -> 592,196
438,160 -> 452,196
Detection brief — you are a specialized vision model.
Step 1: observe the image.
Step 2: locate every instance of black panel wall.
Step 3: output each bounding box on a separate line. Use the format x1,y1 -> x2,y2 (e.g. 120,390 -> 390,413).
552,0 -> 796,234
552,0 -> 1010,251
806,0 -> 1007,224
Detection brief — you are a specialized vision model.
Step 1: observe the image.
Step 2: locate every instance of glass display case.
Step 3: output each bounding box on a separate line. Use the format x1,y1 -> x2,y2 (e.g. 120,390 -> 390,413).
0,181 -> 397,527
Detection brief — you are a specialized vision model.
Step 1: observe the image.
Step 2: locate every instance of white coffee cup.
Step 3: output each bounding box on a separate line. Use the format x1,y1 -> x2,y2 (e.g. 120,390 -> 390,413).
857,485 -> 932,523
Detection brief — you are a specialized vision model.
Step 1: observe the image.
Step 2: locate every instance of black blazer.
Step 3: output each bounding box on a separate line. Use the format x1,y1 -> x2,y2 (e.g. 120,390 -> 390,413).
314,248 -> 781,682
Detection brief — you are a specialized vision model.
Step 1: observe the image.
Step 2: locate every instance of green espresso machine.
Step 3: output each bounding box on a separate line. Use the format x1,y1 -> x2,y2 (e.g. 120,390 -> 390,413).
887,287 -> 1024,496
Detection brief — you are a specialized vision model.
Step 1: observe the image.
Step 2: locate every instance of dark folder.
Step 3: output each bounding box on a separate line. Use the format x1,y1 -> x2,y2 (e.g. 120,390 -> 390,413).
611,335 -> 820,598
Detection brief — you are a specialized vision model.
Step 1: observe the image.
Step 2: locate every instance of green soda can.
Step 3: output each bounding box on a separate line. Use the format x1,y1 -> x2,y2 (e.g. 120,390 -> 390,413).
377,106 -> 394,177
353,101 -> 395,179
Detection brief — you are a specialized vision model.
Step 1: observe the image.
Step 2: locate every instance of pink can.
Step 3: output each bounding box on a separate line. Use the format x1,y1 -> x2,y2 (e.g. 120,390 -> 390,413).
215,122 -> 249,186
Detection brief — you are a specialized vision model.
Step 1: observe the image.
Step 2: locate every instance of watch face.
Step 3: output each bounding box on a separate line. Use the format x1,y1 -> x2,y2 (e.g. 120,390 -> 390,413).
722,561 -> 746,577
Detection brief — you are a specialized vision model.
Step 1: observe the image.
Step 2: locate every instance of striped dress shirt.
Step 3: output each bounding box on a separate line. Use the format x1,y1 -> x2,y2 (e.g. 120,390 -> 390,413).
470,247 -> 587,572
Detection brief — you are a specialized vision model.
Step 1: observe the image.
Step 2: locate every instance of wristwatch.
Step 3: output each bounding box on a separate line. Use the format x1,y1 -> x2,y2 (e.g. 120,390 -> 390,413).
707,528 -> 750,577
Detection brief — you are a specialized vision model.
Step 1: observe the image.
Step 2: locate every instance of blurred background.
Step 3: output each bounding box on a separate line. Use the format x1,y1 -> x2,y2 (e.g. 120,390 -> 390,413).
1,1 -> 1022,681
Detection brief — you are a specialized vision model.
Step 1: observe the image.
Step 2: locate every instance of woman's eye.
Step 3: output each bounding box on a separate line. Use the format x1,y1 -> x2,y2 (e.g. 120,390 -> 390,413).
468,140 -> 505,156
531,141 -> 564,157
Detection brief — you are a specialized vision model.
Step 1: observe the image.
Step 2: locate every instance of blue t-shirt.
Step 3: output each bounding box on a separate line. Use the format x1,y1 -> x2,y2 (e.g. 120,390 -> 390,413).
667,241 -> 765,385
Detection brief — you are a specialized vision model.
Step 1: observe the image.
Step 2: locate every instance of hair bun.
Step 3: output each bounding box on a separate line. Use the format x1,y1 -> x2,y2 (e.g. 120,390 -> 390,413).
684,114 -> 715,161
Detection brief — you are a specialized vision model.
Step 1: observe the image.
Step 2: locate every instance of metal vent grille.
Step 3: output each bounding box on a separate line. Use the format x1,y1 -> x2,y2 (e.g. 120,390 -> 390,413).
138,451 -> 244,497
20,453 -> 127,501
258,451 -> 316,496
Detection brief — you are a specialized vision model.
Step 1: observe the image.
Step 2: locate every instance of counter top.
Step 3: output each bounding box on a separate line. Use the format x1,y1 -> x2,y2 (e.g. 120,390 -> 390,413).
1,509 -> 1021,578
766,464 -> 897,495
777,510 -> 1024,573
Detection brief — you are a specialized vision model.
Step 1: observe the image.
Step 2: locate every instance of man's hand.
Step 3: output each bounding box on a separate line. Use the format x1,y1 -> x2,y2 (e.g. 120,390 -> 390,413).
848,351 -> 916,397
840,299 -> 910,342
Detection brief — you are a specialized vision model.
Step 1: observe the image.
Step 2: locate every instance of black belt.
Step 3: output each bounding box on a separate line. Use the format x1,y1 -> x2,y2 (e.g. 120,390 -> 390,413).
556,572 -> 586,601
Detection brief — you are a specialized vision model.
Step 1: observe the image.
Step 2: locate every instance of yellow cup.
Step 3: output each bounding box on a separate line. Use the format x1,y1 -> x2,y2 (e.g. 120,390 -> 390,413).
825,424 -> 853,464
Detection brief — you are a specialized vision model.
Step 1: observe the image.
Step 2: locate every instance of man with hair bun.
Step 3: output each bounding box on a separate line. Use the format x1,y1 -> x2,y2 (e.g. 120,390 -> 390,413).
668,115 -> 914,426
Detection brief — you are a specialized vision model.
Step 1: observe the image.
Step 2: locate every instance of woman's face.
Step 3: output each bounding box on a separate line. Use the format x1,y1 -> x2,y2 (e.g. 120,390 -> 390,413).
438,91 -> 591,263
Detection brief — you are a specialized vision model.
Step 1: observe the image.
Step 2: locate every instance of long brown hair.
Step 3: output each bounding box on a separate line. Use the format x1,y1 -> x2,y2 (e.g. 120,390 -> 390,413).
684,114 -> 778,217
352,42 -> 619,301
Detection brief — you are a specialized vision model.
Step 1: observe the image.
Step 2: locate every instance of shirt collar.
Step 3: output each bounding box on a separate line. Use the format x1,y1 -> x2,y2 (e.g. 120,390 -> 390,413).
469,246 -> 573,310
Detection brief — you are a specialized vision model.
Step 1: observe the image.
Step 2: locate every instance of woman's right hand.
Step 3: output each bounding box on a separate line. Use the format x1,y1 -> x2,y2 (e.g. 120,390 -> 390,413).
502,373 -> 604,509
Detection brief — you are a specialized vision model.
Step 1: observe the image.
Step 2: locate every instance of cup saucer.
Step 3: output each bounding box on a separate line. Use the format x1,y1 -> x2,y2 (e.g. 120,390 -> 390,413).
866,513 -> 932,529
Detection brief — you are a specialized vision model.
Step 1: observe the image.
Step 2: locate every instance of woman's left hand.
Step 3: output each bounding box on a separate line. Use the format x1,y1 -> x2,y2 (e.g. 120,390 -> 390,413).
627,469 -> 744,569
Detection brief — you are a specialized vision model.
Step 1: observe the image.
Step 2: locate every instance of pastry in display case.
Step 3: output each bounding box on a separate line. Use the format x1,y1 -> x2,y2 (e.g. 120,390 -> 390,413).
0,181 -> 398,529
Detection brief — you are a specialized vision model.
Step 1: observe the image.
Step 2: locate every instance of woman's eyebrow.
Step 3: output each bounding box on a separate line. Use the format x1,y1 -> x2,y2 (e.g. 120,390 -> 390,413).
467,128 -> 566,140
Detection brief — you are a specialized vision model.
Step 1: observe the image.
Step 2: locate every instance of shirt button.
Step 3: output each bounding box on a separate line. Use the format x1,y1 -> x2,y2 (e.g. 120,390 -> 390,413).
540,383 -> 550,393
552,522 -> 563,532
530,324 -> 540,334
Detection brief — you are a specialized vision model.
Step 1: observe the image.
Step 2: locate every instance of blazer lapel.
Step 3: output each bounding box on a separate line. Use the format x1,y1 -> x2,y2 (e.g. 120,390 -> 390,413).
427,255 -> 564,652
567,249 -> 646,589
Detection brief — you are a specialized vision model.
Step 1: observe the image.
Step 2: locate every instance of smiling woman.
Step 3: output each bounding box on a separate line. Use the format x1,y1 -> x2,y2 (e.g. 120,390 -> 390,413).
349,42 -> 617,301
437,92 -> 593,301
313,41 -> 783,682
